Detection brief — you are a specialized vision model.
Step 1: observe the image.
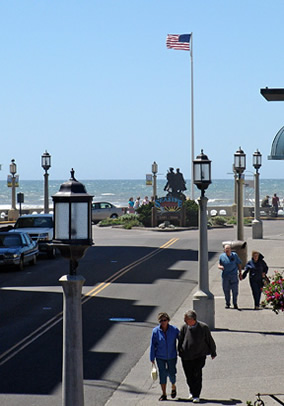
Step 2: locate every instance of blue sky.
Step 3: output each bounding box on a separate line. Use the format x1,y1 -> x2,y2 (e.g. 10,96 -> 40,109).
1,0 -> 284,180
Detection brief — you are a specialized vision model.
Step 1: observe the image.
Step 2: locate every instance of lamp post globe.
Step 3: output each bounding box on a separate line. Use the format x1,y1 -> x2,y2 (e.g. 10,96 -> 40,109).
234,147 -> 246,175
41,150 -> 51,172
253,149 -> 262,172
193,149 -> 211,195
10,159 -> 17,176
52,168 -> 93,274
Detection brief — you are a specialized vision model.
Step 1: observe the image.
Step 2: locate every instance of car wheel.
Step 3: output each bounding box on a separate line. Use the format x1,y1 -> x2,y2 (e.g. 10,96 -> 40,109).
18,257 -> 24,271
47,247 -> 56,259
30,255 -> 37,266
110,214 -> 118,219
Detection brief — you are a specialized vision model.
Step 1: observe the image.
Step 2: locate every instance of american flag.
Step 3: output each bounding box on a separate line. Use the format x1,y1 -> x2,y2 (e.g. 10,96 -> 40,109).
166,34 -> 191,51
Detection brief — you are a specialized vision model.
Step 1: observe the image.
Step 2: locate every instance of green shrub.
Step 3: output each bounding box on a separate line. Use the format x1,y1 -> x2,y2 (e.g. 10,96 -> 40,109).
210,216 -> 227,226
99,213 -> 142,229
183,199 -> 198,227
226,216 -> 236,225
136,202 -> 154,227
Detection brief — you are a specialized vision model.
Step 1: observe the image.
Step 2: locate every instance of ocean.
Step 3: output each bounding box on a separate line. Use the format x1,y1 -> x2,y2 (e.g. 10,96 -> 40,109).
0,178 -> 284,211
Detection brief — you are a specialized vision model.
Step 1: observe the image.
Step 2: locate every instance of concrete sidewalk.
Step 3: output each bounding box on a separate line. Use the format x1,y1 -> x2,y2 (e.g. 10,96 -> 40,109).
106,226 -> 284,406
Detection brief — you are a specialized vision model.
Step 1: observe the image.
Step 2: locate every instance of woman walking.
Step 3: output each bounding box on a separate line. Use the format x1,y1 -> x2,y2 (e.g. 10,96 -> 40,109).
150,312 -> 179,401
242,251 -> 268,309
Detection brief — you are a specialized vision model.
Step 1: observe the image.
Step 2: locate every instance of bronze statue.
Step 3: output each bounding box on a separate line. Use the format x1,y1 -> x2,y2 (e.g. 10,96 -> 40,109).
164,168 -> 187,198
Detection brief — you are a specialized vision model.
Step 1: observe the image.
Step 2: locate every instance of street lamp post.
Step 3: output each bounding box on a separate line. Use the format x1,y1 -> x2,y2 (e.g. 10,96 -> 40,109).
10,159 -> 17,210
52,169 -> 93,406
252,149 -> 263,239
41,151 -> 51,213
192,150 -> 214,329
234,147 -> 246,241
8,159 -> 19,221
152,161 -> 158,200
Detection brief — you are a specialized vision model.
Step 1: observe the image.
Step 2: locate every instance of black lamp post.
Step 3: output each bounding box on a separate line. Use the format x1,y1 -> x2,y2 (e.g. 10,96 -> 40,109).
41,151 -> 51,213
9,159 -> 17,210
52,168 -> 93,275
234,147 -> 246,241
193,150 -> 211,195
252,149 -> 263,239
52,169 -> 93,406
152,161 -> 158,200
192,150 -> 214,329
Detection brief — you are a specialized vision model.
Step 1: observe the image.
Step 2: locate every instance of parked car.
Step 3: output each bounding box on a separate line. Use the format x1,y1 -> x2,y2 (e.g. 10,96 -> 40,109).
10,214 -> 55,258
0,231 -> 38,271
91,202 -> 125,223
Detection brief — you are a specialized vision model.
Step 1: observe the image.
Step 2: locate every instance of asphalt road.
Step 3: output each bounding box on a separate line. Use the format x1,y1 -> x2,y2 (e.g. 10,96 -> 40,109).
0,224 -> 241,406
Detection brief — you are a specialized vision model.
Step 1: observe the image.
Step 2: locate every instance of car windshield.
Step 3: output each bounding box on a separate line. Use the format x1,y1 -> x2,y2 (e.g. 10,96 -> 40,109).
0,235 -> 22,247
15,217 -> 53,229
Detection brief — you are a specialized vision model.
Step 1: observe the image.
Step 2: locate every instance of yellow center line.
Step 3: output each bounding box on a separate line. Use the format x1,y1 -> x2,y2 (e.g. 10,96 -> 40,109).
82,238 -> 179,303
0,237 -> 179,365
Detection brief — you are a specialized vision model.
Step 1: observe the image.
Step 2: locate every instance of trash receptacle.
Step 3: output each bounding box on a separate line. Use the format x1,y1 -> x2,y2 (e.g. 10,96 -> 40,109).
222,240 -> 247,268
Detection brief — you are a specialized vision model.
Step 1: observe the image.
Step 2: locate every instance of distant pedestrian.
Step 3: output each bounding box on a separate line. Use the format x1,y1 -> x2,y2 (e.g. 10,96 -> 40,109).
128,197 -> 134,214
134,197 -> 140,211
150,312 -> 179,401
242,251 -> 268,310
261,195 -> 270,208
178,310 -> 217,403
272,193 -> 280,216
218,244 -> 242,309
142,196 -> 150,205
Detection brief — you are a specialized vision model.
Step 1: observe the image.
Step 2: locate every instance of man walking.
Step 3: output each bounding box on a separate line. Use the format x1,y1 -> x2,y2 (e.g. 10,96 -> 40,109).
218,244 -> 242,309
178,310 -> 217,403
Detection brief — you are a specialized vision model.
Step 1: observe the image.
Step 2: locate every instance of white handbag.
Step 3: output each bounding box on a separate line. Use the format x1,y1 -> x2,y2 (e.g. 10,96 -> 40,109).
151,364 -> 158,381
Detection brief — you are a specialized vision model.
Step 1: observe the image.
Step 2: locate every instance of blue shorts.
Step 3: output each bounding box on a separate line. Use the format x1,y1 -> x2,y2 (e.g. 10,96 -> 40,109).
156,358 -> 177,385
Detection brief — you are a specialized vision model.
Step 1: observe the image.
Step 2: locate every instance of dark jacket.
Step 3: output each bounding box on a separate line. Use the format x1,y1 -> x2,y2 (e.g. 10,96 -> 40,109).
178,321 -> 217,360
243,254 -> 268,282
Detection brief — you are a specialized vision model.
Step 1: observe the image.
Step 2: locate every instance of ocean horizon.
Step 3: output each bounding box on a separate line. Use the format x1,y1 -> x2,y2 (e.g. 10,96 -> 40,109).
0,178 -> 284,211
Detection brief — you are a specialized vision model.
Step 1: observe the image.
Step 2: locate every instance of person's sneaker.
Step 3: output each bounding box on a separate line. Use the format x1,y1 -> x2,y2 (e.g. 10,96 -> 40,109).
233,304 -> 238,309
188,394 -> 193,400
193,398 -> 200,403
254,306 -> 260,310
225,304 -> 230,309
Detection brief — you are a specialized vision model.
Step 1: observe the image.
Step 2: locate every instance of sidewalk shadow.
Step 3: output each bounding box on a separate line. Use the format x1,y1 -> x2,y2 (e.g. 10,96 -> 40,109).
214,328 -> 284,336
176,398 -> 241,404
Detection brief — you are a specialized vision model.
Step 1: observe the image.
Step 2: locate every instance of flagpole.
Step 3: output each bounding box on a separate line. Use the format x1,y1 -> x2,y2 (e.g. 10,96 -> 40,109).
190,32 -> 195,200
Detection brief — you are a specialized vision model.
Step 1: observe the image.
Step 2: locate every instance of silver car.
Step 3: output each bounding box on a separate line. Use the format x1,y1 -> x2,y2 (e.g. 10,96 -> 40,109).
91,202 -> 125,223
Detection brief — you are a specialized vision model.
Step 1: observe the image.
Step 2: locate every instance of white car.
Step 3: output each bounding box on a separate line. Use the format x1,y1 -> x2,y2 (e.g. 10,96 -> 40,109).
10,214 -> 55,258
92,202 -> 125,223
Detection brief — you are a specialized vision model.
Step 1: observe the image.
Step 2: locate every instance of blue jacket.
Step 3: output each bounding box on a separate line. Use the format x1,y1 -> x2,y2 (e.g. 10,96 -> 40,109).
150,324 -> 179,362
219,251 -> 241,279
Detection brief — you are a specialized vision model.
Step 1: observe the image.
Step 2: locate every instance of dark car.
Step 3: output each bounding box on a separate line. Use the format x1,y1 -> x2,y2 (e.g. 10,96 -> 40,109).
0,232 -> 39,271
11,214 -> 55,258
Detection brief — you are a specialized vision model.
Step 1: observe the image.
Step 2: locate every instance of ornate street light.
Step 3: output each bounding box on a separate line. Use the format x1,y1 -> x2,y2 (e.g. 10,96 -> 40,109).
41,151 -> 51,213
52,169 -> 93,406
9,159 -> 17,211
193,150 -> 212,196
252,149 -> 263,239
152,161 -> 158,200
234,147 -> 246,174
234,147 -> 246,241
52,168 -> 93,274
192,150 -> 214,329
253,149 -> 262,171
